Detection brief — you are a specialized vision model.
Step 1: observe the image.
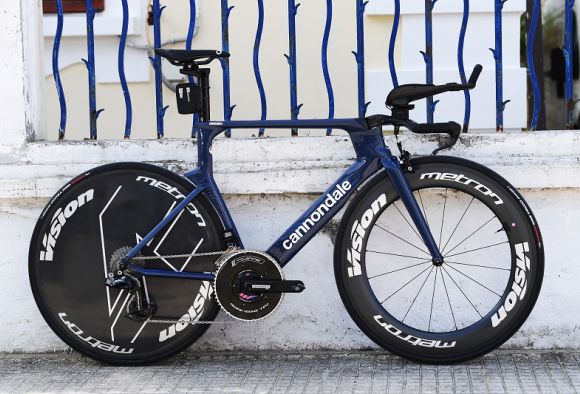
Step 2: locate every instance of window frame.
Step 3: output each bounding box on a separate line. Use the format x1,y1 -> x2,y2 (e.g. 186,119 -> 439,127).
43,0 -> 105,14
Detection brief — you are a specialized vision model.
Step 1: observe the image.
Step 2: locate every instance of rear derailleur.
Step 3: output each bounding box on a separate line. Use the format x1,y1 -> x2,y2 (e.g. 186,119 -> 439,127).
105,247 -> 156,322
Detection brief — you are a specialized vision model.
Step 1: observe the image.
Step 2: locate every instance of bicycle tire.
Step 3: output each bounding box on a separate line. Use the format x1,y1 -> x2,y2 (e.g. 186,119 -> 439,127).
29,163 -> 225,365
334,156 -> 544,363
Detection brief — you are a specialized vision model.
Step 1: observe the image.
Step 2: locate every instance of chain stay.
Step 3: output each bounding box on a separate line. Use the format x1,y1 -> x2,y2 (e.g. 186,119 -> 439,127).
129,248 -> 261,324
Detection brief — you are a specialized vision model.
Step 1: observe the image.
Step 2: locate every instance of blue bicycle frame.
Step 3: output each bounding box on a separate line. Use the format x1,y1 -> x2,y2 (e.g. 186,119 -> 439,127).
125,118 -> 443,280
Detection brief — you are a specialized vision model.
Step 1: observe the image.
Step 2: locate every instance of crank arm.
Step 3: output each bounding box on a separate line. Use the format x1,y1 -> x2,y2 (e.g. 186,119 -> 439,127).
241,279 -> 305,294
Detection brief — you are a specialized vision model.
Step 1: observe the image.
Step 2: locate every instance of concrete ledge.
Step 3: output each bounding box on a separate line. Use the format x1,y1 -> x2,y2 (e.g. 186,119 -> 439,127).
1,131 -> 579,198
1,131 -> 580,352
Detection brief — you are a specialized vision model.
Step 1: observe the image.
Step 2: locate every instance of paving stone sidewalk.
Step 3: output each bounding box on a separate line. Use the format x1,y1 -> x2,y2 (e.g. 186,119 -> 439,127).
0,350 -> 578,393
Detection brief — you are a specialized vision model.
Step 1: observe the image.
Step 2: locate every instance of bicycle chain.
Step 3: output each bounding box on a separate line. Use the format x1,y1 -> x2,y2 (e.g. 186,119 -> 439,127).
131,250 -> 228,261
130,249 -> 264,325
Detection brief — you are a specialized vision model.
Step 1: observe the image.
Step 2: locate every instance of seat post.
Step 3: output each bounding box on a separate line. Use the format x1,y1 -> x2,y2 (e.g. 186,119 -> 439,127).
198,68 -> 211,122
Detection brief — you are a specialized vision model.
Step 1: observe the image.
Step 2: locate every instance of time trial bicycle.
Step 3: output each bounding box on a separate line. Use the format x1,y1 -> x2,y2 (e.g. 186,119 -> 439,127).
29,49 -> 543,365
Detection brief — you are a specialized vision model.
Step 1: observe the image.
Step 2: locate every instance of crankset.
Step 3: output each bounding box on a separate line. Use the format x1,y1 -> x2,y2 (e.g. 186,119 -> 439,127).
214,250 -> 305,321
241,279 -> 305,294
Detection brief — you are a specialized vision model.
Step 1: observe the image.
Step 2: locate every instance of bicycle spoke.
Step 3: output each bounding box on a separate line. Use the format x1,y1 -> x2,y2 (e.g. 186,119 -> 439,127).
440,196 -> 475,254
417,190 -> 430,228
440,269 -> 458,330
392,202 -> 425,244
402,266 -> 434,323
375,224 -> 430,256
438,188 -> 448,249
428,267 -> 438,332
444,264 -> 502,297
442,266 -> 483,318
446,261 -> 510,271
368,260 -> 431,280
443,215 -> 497,256
380,264 -> 433,304
445,241 -> 509,259
367,250 -> 429,261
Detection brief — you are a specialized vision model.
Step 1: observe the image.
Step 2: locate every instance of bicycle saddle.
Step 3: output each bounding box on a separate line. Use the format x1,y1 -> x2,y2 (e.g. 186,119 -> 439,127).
386,65 -> 483,108
155,49 -> 229,66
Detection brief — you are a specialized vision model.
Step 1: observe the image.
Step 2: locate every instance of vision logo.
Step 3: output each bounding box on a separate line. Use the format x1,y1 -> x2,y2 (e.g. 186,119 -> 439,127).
40,190 -> 95,261
347,194 -> 387,277
159,281 -> 214,342
491,242 -> 530,328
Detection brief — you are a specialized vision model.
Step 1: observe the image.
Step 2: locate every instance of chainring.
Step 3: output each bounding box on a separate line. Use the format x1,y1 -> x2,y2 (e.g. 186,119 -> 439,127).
214,251 -> 283,321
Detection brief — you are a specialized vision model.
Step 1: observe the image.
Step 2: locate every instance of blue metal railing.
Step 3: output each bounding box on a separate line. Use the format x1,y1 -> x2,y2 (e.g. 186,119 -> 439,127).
457,0 -> 471,132
527,0 -> 542,130
48,1 -> 572,139
119,0 -> 132,139
421,0 -> 438,124
186,0 -> 200,138
565,0 -> 577,129
491,0 -> 509,132
150,0 -> 168,138
52,0 -> 66,140
321,0 -> 335,136
286,1 -> 301,136
253,0 -> 267,137
354,0 -> 370,119
388,0 -> 400,89
82,0 -> 102,139
220,0 -> 235,138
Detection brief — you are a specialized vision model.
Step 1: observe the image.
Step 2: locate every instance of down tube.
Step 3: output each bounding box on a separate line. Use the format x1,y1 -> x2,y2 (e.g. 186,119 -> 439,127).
268,159 -> 379,266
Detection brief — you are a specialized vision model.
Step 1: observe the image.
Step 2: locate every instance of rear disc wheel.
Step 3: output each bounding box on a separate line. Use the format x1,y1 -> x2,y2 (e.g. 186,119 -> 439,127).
29,163 -> 225,365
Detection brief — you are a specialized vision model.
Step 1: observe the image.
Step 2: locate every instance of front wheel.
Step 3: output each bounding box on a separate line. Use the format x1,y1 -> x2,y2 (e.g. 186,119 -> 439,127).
334,156 -> 544,363
29,163 -> 226,365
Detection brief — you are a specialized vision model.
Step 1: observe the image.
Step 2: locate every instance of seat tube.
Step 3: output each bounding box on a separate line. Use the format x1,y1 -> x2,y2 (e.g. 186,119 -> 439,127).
380,156 -> 443,261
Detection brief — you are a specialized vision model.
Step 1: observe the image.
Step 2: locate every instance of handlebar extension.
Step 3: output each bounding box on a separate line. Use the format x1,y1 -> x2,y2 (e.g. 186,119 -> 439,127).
467,64 -> 483,88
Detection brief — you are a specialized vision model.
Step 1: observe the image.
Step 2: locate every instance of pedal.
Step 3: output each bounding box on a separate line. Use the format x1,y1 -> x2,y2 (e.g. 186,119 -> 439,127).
241,279 -> 305,294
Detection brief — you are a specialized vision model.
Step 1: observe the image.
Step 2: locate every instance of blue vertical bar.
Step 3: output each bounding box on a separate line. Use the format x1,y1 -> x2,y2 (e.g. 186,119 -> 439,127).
119,0 -> 133,139
151,0 -> 168,138
388,0 -> 400,88
354,0 -> 370,118
526,0 -> 541,130
491,0 -> 510,131
564,0 -> 576,129
421,0 -> 438,124
253,0 -> 267,137
83,0 -> 102,139
53,0 -> 67,140
457,0 -> 471,132
220,0 -> 235,138
186,0 -> 200,138
286,0 -> 301,137
322,0 -> 335,136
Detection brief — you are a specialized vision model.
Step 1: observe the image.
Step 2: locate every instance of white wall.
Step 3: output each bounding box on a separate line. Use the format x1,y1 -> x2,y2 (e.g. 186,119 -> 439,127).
2,0 -> 580,353
1,134 -> 580,352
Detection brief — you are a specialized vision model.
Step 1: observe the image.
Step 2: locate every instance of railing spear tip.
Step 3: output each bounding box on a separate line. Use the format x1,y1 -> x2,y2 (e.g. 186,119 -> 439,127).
95,109 -> 105,119
364,101 -> 371,113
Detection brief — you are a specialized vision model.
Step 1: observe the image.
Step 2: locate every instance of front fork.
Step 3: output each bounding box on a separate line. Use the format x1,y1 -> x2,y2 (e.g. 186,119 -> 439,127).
380,155 -> 444,264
